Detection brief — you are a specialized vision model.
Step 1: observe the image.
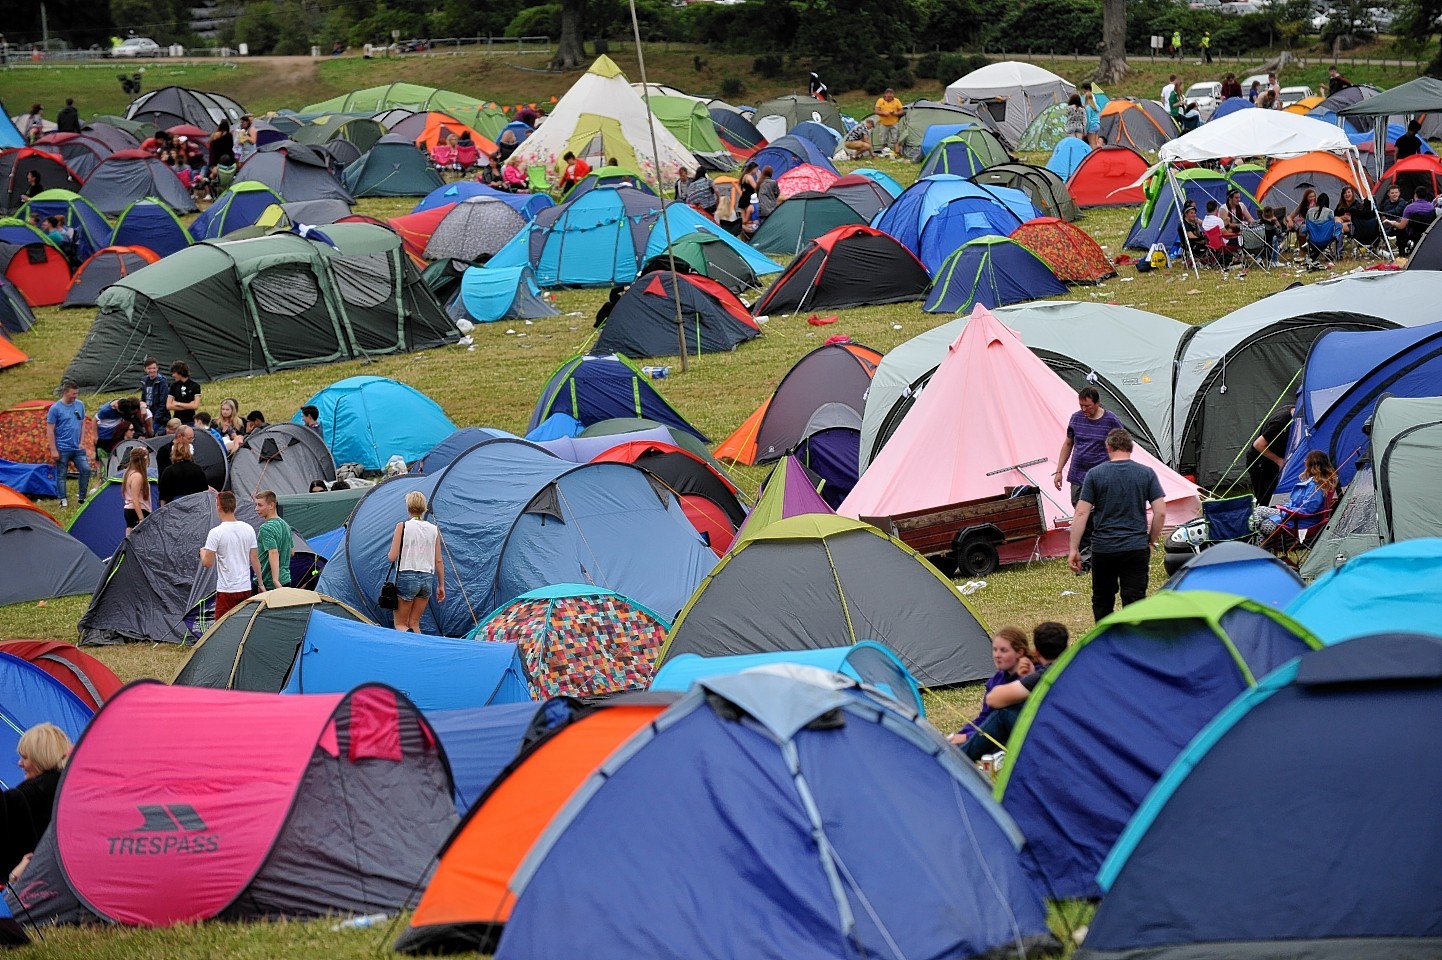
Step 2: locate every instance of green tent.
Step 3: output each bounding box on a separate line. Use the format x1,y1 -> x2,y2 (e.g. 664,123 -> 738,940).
292,115 -> 386,153
276,486 -> 369,540
644,231 -> 773,294
64,222 -> 457,391
748,193 -> 866,256
340,136 -> 445,198
303,83 -> 507,140
645,95 -> 734,171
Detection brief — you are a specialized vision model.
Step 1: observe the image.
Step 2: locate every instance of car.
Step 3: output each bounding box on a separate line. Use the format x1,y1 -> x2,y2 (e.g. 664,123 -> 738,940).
1184,81 -> 1223,121
1189,0 -> 1222,8
1280,84 -> 1315,106
1221,1 -> 1265,13
112,37 -> 161,58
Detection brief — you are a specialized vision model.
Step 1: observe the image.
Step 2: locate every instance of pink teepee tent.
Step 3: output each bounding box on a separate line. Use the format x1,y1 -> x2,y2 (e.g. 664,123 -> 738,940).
841,306 -> 1200,561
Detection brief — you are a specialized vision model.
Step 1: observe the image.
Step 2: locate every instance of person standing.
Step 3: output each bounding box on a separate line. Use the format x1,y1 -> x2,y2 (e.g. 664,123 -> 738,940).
234,115 -> 256,164
45,380 -> 89,507
121,446 -> 151,532
1070,429 -> 1168,623
253,489 -> 292,592
200,490 -> 263,619
55,98 -> 80,134
1395,119 -> 1424,161
1171,28 -> 1182,60
1053,386 -> 1124,568
1200,31 -> 1211,64
166,360 -> 201,426
1161,74 -> 1178,106
874,87 -> 904,155
387,491 -> 444,633
1248,405 -> 1295,504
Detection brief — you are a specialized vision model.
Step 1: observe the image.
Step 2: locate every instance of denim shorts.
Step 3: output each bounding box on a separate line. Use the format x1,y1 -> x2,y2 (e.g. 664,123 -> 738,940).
395,569 -> 433,601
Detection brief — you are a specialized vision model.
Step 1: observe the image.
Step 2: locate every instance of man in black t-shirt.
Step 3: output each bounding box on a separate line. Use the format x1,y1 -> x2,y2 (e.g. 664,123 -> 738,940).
1071,428 -> 1167,623
1247,405 -> 1294,504
1395,120 -> 1423,161
166,360 -> 201,426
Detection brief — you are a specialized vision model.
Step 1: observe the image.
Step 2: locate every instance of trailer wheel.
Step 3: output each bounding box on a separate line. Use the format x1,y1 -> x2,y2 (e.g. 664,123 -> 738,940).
957,537 -> 999,577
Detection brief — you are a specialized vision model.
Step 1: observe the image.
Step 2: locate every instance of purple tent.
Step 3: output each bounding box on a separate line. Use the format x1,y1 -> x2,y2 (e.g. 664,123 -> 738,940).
733,455 -> 834,542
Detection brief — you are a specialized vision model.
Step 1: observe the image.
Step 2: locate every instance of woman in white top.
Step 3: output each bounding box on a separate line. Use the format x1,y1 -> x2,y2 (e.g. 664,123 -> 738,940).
387,491 -> 445,633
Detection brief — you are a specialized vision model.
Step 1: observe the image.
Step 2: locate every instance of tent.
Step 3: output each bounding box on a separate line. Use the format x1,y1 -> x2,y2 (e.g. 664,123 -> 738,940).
788,120 -> 843,159
1064,144 -> 1150,207
6,682 -> 456,927
748,191 -> 865,255
0,400 -> 96,466
188,182 -> 284,240
274,485 -> 368,538
449,264 -> 558,324
973,162 -> 1080,221
844,306 -> 1200,557
643,94 -> 733,171
1161,540 -> 1304,607
1019,102 -> 1071,150
423,700 -> 560,813
561,166 -> 658,202
530,354 -> 707,441
918,135 -> 992,178
1376,152 -> 1442,199
1081,632 -> 1442,960
62,245 -> 159,308
316,438 -> 715,631
467,583 -> 670,698
708,103 -> 765,158
291,115 -> 386,154
824,173 -> 894,221
752,225 -> 931,316
592,271 -> 758,358
732,454 -> 833,542
171,588 -> 368,690
1253,151 -> 1362,212
997,591 -> 1321,899
1286,539 -> 1442,643
341,134 -> 445,198
423,197 -> 528,261
79,120 -> 144,150
871,175 -> 1035,273
304,84 -> 506,139
409,427 -> 515,475
776,163 -> 838,198
0,276 -> 35,333
15,189 -> 113,260
1406,216 -> 1442,270
64,476 -> 157,559
125,85 -> 245,129
108,430 -> 229,490
944,61 -> 1075,145
78,150 -> 196,215
0,640 -> 120,711
1097,99 -> 1178,154
924,236 -> 1067,313
35,132 -> 113,181
591,439 -> 746,552
663,514 -> 993,686
0,148 -> 79,212
1010,216 -> 1115,283
0,651 -> 92,789
751,134 -> 839,179
65,223 -> 457,391
641,229 -> 775,293
751,94 -> 846,140
110,198 -> 192,257
0,110 -> 22,149
413,180 -> 554,217
0,329 -> 27,372
0,459 -> 51,498
402,113 -> 498,156
229,422 -> 336,497
0,242 -> 70,308
575,419 -> 721,472
0,485 -> 105,605
1124,167 -> 1254,250
1210,95 -> 1254,122
1044,136 -> 1091,179
894,99 -> 1006,160
298,376 -> 454,470
0,218 -> 49,248
236,142 -> 354,205
1171,271 -> 1442,486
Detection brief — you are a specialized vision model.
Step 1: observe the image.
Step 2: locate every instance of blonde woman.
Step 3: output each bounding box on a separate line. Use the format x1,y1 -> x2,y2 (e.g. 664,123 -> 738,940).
387,491 -> 445,632
3,723 -> 72,884
122,446 -> 151,532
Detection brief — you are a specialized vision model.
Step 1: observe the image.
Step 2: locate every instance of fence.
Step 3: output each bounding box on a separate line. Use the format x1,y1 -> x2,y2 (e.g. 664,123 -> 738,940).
0,35 -> 555,64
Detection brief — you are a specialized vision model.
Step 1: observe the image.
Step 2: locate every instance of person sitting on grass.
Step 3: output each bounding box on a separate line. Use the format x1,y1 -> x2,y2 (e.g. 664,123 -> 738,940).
948,628 -> 1033,747
959,622 -> 1070,762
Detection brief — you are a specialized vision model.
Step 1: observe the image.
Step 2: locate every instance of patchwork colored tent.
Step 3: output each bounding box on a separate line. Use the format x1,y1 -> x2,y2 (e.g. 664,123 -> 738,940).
62,245 -> 159,308
450,265 -> 559,324
0,652 -> 92,789
531,354 -> 707,441
973,162 -> 1079,221
924,236 -> 1067,313
79,151 -> 196,215
229,422 -> 337,497
422,198 -> 528,261
1098,99 -> 1178,153
996,591 -> 1321,899
592,271 -> 758,358
0,242 -> 71,307
750,134 -> 840,179
110,199 -> 191,257
236,142 -> 354,205
0,641 -> 121,711
297,376 -> 454,470
0,485 -> 105,606
1286,539 -> 1442,643
0,400 -> 96,465
1044,135 -> 1091,179
642,230 -> 774,293
0,148 -> 79,211
751,225 -> 931,316
1162,540 -> 1304,607
1064,144 -> 1150,207
467,584 -> 670,698
15,189 -> 112,260
824,173 -> 894,221
188,182 -> 284,240
65,477 -> 157,559
748,191 -> 865,256
1254,150 -> 1362,211
341,135 -> 446,198
1010,216 -> 1115,283
1081,633 -> 1442,960
591,439 -> 746,551
663,514 -> 993,686
6,683 -> 456,927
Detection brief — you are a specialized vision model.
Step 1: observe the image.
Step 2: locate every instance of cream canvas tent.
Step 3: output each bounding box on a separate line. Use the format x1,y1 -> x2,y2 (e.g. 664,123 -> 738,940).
508,56 -> 697,193
944,61 -> 1075,145
841,306 -> 1200,562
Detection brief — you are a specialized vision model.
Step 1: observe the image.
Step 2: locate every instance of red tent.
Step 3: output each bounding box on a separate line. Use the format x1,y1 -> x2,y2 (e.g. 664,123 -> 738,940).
0,241 -> 71,307
1376,153 -> 1442,199
1066,145 -> 1150,207
592,439 -> 745,554
0,641 -> 122,709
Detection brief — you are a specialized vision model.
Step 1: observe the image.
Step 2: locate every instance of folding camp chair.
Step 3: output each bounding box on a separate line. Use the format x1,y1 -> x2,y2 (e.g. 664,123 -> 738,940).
430,144 -> 457,171
1257,486 -> 1339,568
1202,495 -> 1256,541
1399,210 -> 1433,257
526,165 -> 553,195
1201,226 -> 1240,270
455,143 -> 480,172
1303,217 -> 1342,265
1236,222 -> 1276,270
1342,210 -> 1388,261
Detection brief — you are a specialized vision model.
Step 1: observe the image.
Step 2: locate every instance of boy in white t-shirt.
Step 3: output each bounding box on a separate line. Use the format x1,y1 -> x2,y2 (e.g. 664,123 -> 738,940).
200,491 -> 263,620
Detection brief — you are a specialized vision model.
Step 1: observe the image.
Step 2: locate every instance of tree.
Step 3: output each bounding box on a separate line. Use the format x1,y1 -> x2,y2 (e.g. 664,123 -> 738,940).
1096,0 -> 1129,83
551,0 -> 586,69
1396,0 -> 1442,75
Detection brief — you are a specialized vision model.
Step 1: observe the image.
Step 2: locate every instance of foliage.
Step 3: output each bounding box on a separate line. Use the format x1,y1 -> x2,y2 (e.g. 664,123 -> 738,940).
108,0 -> 195,46
753,53 -> 787,78
1395,0 -> 1442,74
720,75 -> 747,98
1318,0 -> 1378,50
507,3 -> 563,38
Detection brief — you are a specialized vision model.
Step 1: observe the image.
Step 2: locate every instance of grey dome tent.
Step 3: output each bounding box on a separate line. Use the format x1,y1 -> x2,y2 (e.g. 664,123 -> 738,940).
79,150 -> 196,215
125,85 -> 245,129
423,197 -> 528,261
228,423 -> 337,498
237,141 -> 354,205
750,94 -> 845,140
0,485 -> 104,605
341,135 -> 445,198
107,430 -> 230,490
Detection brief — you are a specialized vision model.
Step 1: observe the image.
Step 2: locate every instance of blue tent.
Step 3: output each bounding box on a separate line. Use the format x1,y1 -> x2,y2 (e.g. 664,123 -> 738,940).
188,182 -> 283,240
493,670 -> 1057,960
425,700 -> 557,812
110,198 -> 192,257
1083,632 -> 1442,960
1286,539 -> 1442,644
16,190 -> 112,261
0,459 -> 54,498
412,181 -> 554,217
451,265 -> 558,323
1046,136 -> 1092,178
409,426 -> 515,474
305,526 -> 345,560
850,167 -> 903,197
282,610 -> 533,709
0,652 -> 93,789
920,122 -> 977,157
1277,319 -> 1442,491
996,591 -> 1321,899
1125,169 -> 1253,250
1161,541 -> 1303,608
650,640 -> 925,714
872,175 -> 1034,272
1227,162 -> 1265,200
562,170 -> 659,204
315,438 -> 715,633
788,121 -> 842,159
531,354 -> 707,441
296,376 -> 456,470
1210,96 -> 1254,121
918,136 -> 989,179
66,477 -> 157,559
0,220 -> 53,247
0,109 -> 22,149
924,236 -> 1067,313
524,413 -> 582,442
751,134 -> 839,178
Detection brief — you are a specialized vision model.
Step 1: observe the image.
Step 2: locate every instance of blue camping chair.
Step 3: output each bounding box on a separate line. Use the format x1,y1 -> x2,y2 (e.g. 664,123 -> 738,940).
1303,216 -> 1343,263
1202,495 -> 1255,541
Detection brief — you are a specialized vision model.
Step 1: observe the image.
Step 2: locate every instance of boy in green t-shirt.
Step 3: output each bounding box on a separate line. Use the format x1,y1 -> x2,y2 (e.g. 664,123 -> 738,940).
253,490 -> 292,590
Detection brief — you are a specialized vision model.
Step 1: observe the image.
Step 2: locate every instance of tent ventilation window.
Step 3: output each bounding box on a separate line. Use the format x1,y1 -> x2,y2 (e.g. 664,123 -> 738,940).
330,252 -> 393,308
251,266 -> 321,314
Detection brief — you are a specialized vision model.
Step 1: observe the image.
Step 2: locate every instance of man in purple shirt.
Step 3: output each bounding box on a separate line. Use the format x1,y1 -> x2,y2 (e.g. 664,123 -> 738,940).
1053,386 -> 1124,568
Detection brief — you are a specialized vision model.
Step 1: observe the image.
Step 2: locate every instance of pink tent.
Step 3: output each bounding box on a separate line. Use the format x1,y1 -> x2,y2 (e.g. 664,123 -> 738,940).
777,163 -> 839,198
841,306 -> 1200,561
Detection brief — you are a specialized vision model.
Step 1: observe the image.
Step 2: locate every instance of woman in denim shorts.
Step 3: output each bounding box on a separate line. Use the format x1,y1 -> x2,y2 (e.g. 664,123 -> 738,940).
387,491 -> 446,632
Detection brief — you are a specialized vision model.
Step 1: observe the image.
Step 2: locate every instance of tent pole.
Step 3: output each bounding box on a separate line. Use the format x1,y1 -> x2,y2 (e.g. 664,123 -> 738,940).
1164,165 -> 1199,279
1349,148 -> 1392,260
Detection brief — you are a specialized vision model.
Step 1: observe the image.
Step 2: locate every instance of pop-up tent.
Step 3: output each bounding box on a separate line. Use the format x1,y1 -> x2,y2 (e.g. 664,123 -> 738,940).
0,148 -> 79,211
0,652 -> 92,789
0,241 -> 71,307
6,682 -> 457,928
297,376 -> 454,470
0,640 -> 121,711
592,271 -> 759,359
531,354 -> 707,442
229,422 -> 337,497
591,439 -> 746,552
643,230 -> 776,293
1286,538 -> 1442,643
873,175 -> 1036,273
749,192 -> 864,256
0,485 -> 105,606
1254,151 -> 1363,212
1097,100 -> 1177,154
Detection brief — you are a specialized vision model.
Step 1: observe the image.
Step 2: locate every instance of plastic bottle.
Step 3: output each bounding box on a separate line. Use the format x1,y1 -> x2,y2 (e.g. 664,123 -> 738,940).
331,912 -> 391,931
641,365 -> 670,380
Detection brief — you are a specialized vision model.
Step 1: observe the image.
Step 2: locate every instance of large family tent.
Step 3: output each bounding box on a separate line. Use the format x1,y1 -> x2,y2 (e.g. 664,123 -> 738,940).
973,162 -> 1079,221
5,682 -> 456,927
79,151 -> 196,215
1170,271 -> 1440,486
643,94 -> 733,171
0,241 -> 71,307
486,671 -> 1056,960
824,173 -> 894,220
508,57 -> 695,189
1097,99 -> 1178,153
845,307 -> 1199,559
1081,633 -> 1442,960
422,198 -> 528,261
298,377 -> 455,470
751,94 -> 846,140
591,439 -> 746,552
449,265 -> 559,324
0,148 -> 79,211
467,584 -> 669,698
751,225 -> 931,316
872,175 -> 1035,273
1065,144 -> 1150,207
125,85 -> 245,129
65,477 -> 157,559
171,588 -> 368,690
0,652 -> 92,788
16,189 -> 113,260
317,438 -> 715,632
1010,216 -> 1115,283
1299,395 -> 1442,577
304,84 -> 505,138
944,61 -> 1074,145
530,354 -> 707,441
749,192 -> 864,256
642,230 -> 773,293
662,515 -> 993,687
1254,150 -> 1363,211
65,223 -> 457,392
237,142 -> 354,205
0,641 -> 121,711
341,135 -> 446,198
996,591 -> 1321,900
229,422 -> 337,497
291,115 -> 386,155
924,236 -> 1067,314
188,182 -> 284,240
1162,541 -> 1304,608
110,198 -> 192,257
592,271 -> 758,358
62,246 -> 159,308
1286,539 -> 1442,643
1124,167 -> 1253,250
751,134 -> 839,179
0,486 -> 105,606
1044,136 -> 1090,179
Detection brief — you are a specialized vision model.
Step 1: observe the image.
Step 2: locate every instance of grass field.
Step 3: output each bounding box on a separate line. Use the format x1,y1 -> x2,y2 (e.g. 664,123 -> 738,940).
0,43 -> 1413,957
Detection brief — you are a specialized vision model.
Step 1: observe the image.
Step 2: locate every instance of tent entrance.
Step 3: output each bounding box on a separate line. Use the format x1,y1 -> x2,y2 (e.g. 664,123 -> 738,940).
245,264 -> 348,368
569,114 -> 636,171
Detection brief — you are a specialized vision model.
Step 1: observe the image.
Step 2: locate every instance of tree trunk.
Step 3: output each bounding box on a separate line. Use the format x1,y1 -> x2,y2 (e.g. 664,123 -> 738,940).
1094,0 -> 1129,84
550,0 -> 587,70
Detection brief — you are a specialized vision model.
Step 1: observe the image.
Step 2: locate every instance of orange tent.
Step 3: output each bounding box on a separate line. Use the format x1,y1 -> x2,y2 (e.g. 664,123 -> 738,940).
1255,152 -> 1363,208
416,113 -> 498,155
395,698 -> 672,954
387,204 -> 455,261
0,482 -> 53,519
0,329 -> 28,371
